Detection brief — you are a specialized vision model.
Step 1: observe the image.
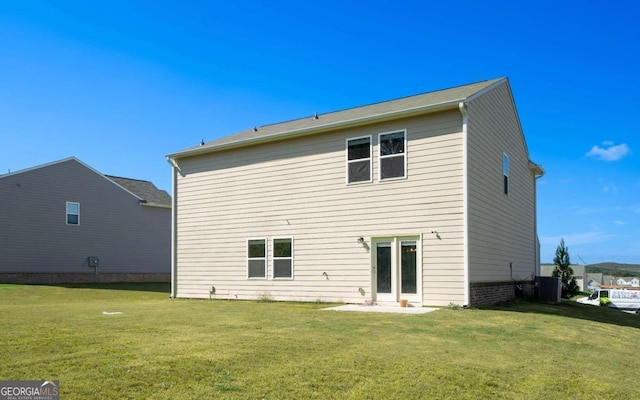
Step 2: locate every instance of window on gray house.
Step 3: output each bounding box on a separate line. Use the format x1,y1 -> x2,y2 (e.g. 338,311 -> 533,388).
66,202 -> 80,225
347,136 -> 371,184
379,131 -> 406,180
247,239 -> 266,279
273,238 -> 293,279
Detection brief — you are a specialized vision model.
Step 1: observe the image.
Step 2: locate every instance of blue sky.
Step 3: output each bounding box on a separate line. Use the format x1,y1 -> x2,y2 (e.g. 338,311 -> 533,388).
1,1 -> 639,264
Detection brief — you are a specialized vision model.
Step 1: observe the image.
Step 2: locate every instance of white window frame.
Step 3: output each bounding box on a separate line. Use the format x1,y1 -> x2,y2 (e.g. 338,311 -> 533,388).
346,135 -> 372,185
271,237 -> 294,280
66,201 -> 80,225
503,152 -> 509,195
378,129 -> 407,181
247,238 -> 267,279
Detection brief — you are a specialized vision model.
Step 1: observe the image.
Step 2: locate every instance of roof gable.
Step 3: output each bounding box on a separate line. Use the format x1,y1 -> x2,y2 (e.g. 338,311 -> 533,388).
0,157 -> 81,179
1,157 -> 170,208
169,78 -> 506,159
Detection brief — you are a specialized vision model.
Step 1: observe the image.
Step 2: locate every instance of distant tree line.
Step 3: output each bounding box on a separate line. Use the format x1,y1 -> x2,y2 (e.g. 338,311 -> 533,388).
586,263 -> 640,277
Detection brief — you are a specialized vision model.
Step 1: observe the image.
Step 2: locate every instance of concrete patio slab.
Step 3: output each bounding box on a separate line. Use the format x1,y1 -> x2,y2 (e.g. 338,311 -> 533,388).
323,304 -> 439,314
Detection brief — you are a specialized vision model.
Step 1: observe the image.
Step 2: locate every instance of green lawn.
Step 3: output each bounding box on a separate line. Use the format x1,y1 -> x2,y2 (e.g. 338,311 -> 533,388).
1,283 -> 639,399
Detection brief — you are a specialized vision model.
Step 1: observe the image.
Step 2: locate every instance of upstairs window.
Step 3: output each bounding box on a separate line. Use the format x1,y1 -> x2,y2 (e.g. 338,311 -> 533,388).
66,202 -> 80,225
272,238 -> 293,279
346,136 -> 372,184
379,130 -> 406,180
247,239 -> 267,279
503,153 -> 509,195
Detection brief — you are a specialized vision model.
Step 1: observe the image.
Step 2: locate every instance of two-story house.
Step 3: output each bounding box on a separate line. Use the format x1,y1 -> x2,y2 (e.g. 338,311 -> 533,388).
167,77 -> 544,307
0,157 -> 171,283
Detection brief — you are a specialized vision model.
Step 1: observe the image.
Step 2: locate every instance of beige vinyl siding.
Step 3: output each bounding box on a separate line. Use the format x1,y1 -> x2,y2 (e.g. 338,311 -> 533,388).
0,159 -> 170,273
466,81 -> 537,283
175,110 -> 466,306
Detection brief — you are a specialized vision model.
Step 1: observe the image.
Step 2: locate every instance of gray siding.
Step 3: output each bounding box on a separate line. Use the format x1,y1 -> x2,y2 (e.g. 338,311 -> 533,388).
466,81 -> 538,283
0,159 -> 170,274
174,110 -> 466,306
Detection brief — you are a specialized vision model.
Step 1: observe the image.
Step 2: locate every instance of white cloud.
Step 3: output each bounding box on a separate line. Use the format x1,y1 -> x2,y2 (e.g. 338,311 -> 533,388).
573,206 -> 620,214
612,220 -> 627,226
541,231 -> 616,247
601,181 -> 619,194
585,142 -> 630,161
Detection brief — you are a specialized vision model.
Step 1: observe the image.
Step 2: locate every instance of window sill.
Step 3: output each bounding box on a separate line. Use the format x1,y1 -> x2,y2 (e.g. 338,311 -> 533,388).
346,180 -> 373,186
380,176 -> 408,182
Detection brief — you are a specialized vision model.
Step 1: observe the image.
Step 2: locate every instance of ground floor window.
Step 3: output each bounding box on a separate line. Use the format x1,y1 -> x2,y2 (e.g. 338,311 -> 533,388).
273,238 -> 293,279
247,237 -> 294,279
247,239 -> 266,279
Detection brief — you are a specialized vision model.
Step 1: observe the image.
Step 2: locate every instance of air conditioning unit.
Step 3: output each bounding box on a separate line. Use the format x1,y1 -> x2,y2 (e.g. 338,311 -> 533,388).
536,276 -> 561,303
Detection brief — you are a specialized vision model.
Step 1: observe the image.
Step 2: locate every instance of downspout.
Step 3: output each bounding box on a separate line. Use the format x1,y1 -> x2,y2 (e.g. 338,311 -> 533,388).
166,156 -> 179,299
534,172 -> 544,277
459,102 -> 470,307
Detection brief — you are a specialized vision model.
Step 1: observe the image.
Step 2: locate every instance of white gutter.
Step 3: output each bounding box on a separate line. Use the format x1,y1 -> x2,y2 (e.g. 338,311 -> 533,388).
166,156 -> 179,298
459,101 -> 470,307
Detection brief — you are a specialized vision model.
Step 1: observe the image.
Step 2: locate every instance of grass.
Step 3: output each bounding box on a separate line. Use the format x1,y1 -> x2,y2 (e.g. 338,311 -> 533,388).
1,283 -> 639,399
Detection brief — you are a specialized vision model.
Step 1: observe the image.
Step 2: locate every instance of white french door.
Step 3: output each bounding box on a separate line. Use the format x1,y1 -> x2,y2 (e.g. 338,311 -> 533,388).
373,237 -> 421,304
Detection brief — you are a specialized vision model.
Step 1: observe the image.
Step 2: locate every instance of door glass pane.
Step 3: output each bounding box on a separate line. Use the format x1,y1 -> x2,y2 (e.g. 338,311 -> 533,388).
401,242 -> 417,294
376,243 -> 392,294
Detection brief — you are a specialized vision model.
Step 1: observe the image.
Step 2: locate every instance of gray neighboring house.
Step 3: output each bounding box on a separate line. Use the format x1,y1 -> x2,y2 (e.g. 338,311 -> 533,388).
586,273 -> 603,290
168,77 -> 544,307
0,157 -> 171,283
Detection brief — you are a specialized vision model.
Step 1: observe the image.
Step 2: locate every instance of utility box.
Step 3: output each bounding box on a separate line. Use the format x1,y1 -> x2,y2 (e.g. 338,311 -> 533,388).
536,276 -> 561,303
88,256 -> 99,268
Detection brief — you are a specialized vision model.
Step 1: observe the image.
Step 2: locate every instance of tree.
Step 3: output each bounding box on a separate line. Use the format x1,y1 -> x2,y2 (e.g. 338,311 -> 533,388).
552,239 -> 580,298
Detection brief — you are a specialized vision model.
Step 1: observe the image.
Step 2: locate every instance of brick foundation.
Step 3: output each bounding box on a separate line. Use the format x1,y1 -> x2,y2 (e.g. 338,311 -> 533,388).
469,281 -> 534,307
0,272 -> 170,284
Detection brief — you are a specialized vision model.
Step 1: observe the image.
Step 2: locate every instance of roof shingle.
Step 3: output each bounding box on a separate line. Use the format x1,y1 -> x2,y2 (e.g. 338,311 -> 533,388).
169,77 -> 505,158
106,176 -> 172,208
